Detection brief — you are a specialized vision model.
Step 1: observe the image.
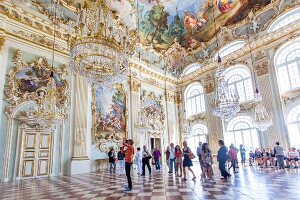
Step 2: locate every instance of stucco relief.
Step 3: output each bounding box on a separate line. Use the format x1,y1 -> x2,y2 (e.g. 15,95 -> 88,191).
4,50 -> 69,118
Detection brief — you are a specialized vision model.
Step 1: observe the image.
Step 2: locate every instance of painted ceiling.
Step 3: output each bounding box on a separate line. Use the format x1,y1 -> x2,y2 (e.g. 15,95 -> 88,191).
136,0 -> 271,51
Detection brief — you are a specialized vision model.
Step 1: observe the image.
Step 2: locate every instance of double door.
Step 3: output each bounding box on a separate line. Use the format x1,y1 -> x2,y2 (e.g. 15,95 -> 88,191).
18,128 -> 53,179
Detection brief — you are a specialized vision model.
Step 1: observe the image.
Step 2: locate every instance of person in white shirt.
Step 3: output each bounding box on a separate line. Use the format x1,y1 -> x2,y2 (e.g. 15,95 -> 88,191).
135,147 -> 143,174
168,143 -> 176,174
288,147 -> 299,168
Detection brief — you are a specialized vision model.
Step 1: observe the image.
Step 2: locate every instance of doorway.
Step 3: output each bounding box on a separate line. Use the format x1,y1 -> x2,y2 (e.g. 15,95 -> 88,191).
17,127 -> 53,179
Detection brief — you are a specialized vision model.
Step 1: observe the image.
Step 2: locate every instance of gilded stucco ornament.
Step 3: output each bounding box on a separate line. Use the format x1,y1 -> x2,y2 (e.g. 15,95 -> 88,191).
254,60 -> 270,77
204,73 -> 215,95
91,83 -> 128,152
4,50 -> 69,119
140,90 -> 165,131
0,34 -> 5,53
130,80 -> 140,93
240,102 -> 256,112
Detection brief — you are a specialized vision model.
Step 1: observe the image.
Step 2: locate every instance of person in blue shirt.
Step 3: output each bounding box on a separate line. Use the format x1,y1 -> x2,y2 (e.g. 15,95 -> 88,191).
217,140 -> 231,180
240,144 -> 246,167
249,151 -> 255,166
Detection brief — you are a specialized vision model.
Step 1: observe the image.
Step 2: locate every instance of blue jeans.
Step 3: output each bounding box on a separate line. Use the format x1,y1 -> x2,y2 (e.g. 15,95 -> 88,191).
109,162 -> 116,173
169,158 -> 176,173
155,159 -> 160,170
276,155 -> 284,169
241,153 -> 246,163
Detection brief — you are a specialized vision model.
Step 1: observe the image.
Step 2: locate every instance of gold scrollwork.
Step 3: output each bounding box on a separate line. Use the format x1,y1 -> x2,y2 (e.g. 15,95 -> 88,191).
91,83 -> 127,152
4,50 -> 69,119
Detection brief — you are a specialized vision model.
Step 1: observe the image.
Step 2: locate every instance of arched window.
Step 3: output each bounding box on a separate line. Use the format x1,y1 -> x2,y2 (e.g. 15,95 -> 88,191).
185,83 -> 205,118
224,116 -> 260,153
215,40 -> 246,60
182,63 -> 201,76
188,124 -> 208,153
287,105 -> 300,148
268,7 -> 300,33
225,65 -> 254,102
274,38 -> 300,93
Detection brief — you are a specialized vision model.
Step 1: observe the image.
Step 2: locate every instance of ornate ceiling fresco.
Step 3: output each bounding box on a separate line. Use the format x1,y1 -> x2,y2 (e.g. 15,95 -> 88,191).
136,0 -> 271,51
9,0 -> 298,76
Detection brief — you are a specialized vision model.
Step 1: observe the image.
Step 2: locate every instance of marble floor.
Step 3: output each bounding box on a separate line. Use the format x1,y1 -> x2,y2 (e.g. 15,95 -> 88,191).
0,164 -> 300,200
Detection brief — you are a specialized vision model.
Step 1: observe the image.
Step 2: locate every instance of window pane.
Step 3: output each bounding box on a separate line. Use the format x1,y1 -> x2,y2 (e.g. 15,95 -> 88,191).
275,39 -> 300,93
185,83 -> 206,117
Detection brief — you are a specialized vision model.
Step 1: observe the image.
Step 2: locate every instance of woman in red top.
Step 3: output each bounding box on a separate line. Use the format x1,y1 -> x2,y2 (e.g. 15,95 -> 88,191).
175,145 -> 183,177
228,146 -> 238,173
123,139 -> 134,192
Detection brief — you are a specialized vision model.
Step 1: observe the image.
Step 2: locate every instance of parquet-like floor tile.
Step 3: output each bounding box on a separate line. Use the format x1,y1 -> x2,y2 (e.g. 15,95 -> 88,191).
0,165 -> 300,200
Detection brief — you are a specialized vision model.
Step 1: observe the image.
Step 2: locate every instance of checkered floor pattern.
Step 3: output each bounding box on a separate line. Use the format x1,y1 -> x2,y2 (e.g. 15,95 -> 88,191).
1,165 -> 300,200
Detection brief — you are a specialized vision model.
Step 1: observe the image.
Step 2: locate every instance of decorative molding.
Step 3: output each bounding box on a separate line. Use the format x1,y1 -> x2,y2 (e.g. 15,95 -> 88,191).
0,34 -> 5,53
142,77 -> 162,87
174,93 -> 182,104
254,60 -> 270,76
91,84 -> 127,152
281,89 -> 300,104
4,50 -> 69,119
188,113 -> 206,123
166,91 -> 175,102
204,73 -> 214,94
130,80 -> 140,93
240,102 -> 256,112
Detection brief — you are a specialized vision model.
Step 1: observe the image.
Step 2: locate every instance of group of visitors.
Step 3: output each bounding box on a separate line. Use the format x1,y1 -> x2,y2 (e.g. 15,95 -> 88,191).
249,142 -> 300,169
108,138 -> 300,192
165,142 -> 197,181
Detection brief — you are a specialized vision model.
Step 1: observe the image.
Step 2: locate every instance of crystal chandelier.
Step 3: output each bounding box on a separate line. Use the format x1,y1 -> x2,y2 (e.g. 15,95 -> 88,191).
34,74 -> 65,126
211,55 -> 240,121
69,0 -> 137,90
33,1 -> 64,126
253,89 -> 272,131
181,119 -> 191,135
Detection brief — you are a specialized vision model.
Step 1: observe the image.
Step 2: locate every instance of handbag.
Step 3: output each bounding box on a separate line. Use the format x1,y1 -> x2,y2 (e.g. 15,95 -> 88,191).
189,153 -> 196,160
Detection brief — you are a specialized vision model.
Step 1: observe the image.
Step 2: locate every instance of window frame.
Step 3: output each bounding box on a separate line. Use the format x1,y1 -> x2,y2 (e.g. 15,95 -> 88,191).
184,83 -> 206,118
225,65 -> 255,103
214,40 -> 246,60
268,7 -> 300,33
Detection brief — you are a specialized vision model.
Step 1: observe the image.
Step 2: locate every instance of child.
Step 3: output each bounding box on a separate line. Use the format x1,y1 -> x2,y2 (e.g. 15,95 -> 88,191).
175,145 -> 183,177
108,147 -> 116,173
135,147 -> 143,175
117,147 -> 125,175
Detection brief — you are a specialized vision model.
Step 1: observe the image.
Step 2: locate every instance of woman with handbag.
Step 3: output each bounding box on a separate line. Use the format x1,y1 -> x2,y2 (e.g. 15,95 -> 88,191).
182,141 -> 196,181
141,145 -> 152,176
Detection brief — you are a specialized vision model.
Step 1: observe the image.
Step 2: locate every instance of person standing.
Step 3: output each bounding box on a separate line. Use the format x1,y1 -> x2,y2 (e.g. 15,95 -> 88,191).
108,148 -> 116,173
165,146 -> 170,170
217,140 -> 231,180
175,145 -> 183,177
135,147 -> 143,175
197,142 -> 203,171
239,144 -> 246,167
274,142 -> 285,169
141,145 -> 152,176
182,141 -> 196,181
228,146 -> 238,173
169,143 -> 176,174
117,147 -> 125,175
201,143 -> 214,182
123,139 -> 134,192
152,147 -> 161,171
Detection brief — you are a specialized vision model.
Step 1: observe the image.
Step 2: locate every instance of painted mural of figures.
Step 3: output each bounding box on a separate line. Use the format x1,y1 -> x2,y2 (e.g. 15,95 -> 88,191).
218,0 -> 233,13
183,10 -> 207,33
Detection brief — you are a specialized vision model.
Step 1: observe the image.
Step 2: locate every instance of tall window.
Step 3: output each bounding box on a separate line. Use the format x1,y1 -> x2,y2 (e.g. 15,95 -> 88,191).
215,40 -> 246,60
225,65 -> 254,102
224,116 -> 260,152
188,124 -> 208,153
274,38 -> 300,93
182,63 -> 201,76
268,7 -> 300,33
287,105 -> 300,148
185,83 -> 205,118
